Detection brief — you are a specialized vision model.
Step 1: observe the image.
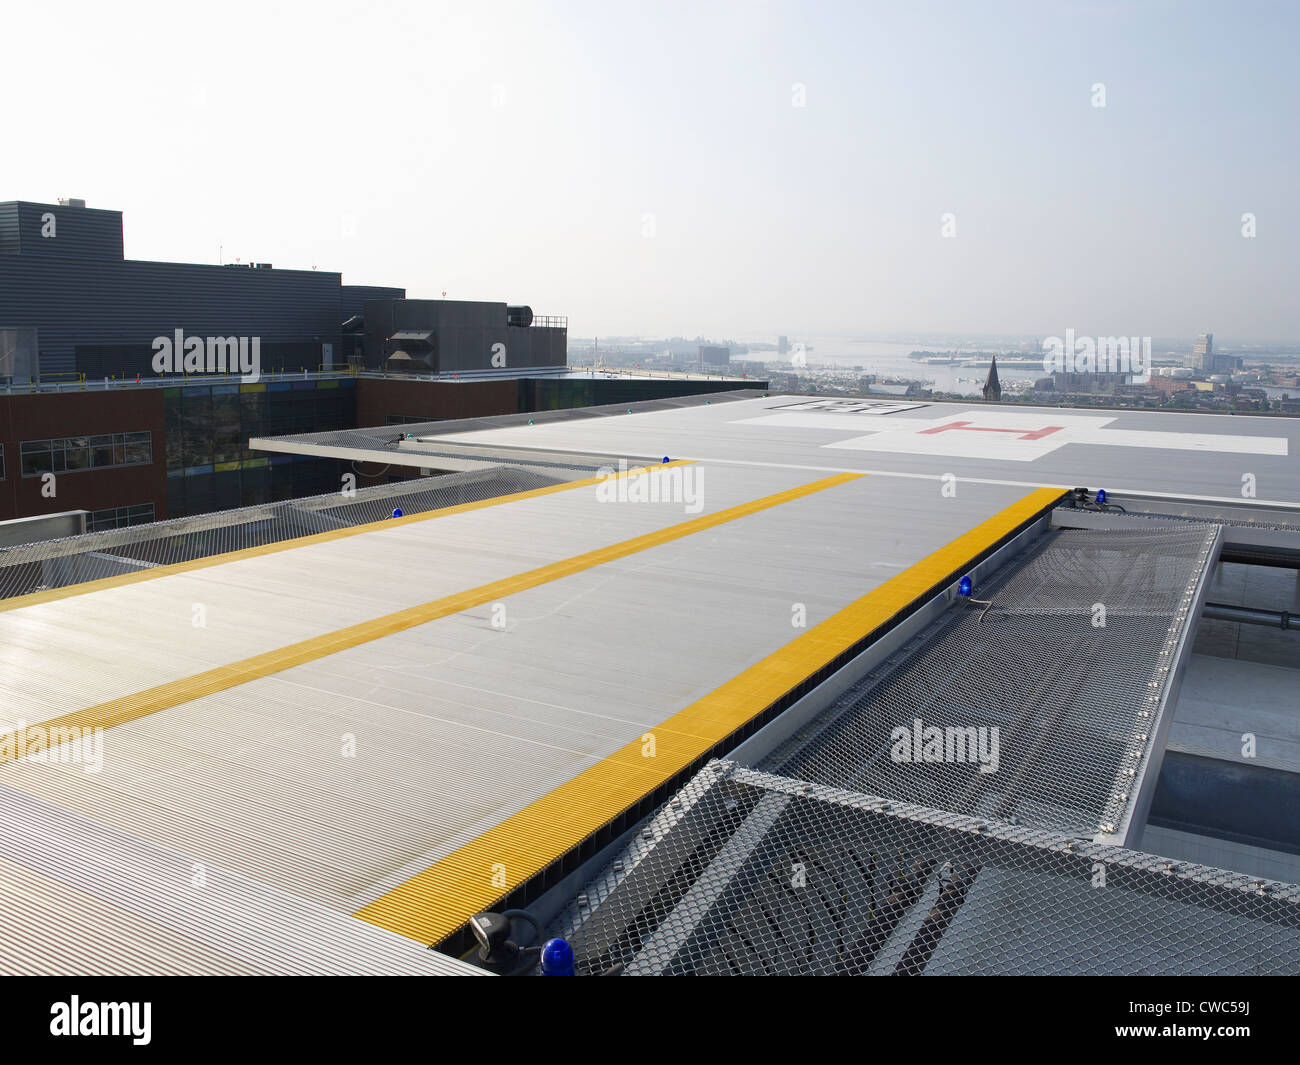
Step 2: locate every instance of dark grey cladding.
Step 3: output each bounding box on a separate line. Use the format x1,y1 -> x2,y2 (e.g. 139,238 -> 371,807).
363,298 -> 567,372
0,254 -> 347,376
0,197 -> 552,380
0,201 -> 124,261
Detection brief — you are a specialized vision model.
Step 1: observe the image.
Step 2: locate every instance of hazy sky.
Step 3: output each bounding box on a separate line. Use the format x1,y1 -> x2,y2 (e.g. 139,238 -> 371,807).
8,0 -> 1298,340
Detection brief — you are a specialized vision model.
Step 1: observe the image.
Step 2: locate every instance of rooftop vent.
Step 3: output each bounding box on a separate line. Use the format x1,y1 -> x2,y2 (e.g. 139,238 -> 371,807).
57,198 -> 87,208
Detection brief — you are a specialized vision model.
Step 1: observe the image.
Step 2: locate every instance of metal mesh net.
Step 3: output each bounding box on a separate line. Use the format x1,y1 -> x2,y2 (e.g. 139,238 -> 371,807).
551,762 -> 1300,976
1057,502 -> 1300,533
0,466 -> 568,601
762,524 -> 1219,839
541,521 -> 1293,975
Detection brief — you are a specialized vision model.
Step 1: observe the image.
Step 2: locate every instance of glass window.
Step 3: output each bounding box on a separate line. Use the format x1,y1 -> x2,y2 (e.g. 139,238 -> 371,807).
88,502 -> 156,531
124,435 -> 152,464
21,442 -> 52,476
181,389 -> 213,468
212,392 -> 241,465
20,431 -> 153,476
64,438 -> 90,471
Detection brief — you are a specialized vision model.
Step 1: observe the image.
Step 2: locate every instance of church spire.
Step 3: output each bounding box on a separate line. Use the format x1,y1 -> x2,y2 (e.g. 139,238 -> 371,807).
982,356 -> 1002,402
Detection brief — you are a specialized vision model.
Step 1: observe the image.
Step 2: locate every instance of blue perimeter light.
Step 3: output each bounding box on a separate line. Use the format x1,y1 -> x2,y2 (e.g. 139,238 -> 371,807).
958,575 -> 973,597
1096,488 -> 1107,504
662,456 -> 670,463
392,508 -> 403,519
541,938 -> 575,976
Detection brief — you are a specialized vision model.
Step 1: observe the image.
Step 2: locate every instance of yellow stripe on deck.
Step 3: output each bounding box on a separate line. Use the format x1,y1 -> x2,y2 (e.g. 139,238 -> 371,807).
0,462 -> 692,614
0,470 -> 864,766
353,486 -> 1067,946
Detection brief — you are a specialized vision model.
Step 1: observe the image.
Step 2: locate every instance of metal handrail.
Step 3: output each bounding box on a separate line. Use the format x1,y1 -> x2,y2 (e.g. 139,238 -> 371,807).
3,369 -> 361,394
3,361 -> 761,395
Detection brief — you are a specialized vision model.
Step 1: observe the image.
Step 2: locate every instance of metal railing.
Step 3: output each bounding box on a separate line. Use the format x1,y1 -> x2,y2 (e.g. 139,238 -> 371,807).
4,362 -> 761,394
567,363 -> 758,382
2,369 -> 361,394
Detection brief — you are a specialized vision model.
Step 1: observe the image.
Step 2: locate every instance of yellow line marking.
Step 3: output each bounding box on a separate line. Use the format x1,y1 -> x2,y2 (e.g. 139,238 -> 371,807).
0,471 -> 864,767
353,486 -> 1067,945
0,462 -> 692,614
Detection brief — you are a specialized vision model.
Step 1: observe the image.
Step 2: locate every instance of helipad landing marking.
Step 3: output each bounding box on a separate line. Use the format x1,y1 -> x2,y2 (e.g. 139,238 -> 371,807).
768,398 -> 926,416
733,409 -> 1288,463
918,420 -> 1065,441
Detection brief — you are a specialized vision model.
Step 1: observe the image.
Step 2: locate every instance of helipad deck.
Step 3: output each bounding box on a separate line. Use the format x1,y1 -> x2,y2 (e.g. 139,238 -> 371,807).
255,393 -> 1300,508
0,438 -> 1068,966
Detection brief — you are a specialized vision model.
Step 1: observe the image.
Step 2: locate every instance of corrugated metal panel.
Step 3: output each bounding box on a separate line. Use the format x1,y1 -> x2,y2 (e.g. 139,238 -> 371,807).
3,201 -> 125,261
1,467 -> 1052,954
360,299 -> 566,372
341,284 -> 405,317
0,255 -> 345,375
0,853 -> 258,975
0,785 -> 482,975
0,203 -> 19,256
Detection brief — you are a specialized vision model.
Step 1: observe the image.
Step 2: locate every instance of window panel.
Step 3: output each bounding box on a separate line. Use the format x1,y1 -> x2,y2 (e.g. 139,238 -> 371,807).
21,449 -> 52,476
20,431 -> 154,476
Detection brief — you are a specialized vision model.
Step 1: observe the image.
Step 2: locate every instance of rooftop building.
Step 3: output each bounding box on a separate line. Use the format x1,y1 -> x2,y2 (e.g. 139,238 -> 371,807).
0,198 -> 403,381
0,196 -> 758,527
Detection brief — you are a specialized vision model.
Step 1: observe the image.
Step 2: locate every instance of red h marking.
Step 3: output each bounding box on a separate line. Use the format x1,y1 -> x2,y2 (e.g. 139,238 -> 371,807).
918,420 -> 1065,441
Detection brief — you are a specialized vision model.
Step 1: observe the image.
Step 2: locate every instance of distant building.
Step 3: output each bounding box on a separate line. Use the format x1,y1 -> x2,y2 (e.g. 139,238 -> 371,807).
777,336 -> 790,355
1146,376 -> 1196,397
699,345 -> 730,367
1188,333 -> 1213,372
1053,372 -> 1123,395
982,357 -> 1002,402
